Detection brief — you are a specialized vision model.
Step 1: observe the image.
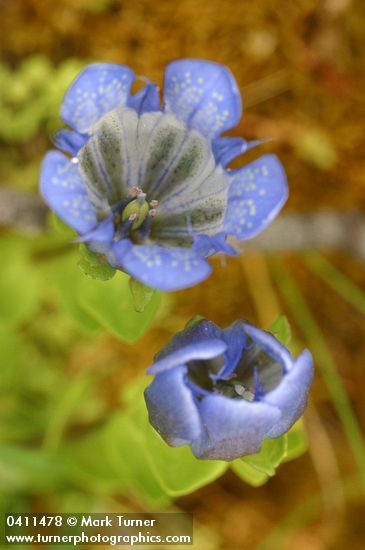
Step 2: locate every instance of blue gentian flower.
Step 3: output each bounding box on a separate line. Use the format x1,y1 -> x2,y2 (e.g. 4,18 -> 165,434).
40,60 -> 288,291
144,319 -> 313,460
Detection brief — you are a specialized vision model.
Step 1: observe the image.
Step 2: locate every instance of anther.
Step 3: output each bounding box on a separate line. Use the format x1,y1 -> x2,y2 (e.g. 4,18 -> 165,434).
128,213 -> 137,221
71,157 -> 79,164
149,209 -> 157,217
130,186 -> 142,197
150,200 -> 158,208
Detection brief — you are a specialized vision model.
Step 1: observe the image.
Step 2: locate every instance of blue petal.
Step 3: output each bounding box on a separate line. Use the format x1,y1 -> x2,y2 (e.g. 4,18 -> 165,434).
242,322 -> 294,372
264,350 -> 314,438
113,244 -> 212,291
192,394 -> 281,460
77,216 -> 114,254
212,137 -> 263,167
128,83 -> 160,114
163,59 -> 242,138
106,237 -> 132,263
224,155 -> 288,240
61,63 -> 135,133
148,339 -> 227,375
144,366 -> 202,447
53,129 -> 89,156
154,319 -> 223,361
216,321 -> 248,379
40,151 -> 97,235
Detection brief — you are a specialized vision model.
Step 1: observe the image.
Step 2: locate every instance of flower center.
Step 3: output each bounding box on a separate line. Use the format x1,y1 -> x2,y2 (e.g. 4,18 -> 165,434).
77,107 -> 230,247
113,187 -> 158,242
186,341 -> 284,402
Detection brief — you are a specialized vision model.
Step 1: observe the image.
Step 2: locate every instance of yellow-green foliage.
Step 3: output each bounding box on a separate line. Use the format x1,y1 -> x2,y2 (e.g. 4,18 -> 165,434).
0,56 -> 84,142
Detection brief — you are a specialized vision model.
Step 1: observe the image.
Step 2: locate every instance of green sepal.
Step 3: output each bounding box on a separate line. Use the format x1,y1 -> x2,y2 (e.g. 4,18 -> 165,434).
242,435 -> 287,475
283,419 -> 308,462
231,459 -> 269,487
231,436 -> 286,486
129,277 -> 156,313
184,315 -> 205,329
269,314 -> 291,345
78,245 -> 116,281
231,421 -> 308,486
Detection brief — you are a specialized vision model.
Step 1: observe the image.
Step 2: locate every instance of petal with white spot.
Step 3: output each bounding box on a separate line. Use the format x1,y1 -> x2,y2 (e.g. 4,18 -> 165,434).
224,155 -> 288,240
40,151 -> 97,235
61,63 -> 135,133
164,59 -> 242,139
114,244 -> 212,291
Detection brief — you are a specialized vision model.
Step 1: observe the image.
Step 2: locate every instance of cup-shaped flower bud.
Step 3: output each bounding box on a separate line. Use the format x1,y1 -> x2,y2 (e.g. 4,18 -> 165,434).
144,319 -> 313,461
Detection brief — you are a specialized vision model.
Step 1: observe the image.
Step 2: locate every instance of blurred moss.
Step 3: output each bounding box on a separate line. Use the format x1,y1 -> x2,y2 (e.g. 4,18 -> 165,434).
0,55 -> 84,143
294,127 -> 338,171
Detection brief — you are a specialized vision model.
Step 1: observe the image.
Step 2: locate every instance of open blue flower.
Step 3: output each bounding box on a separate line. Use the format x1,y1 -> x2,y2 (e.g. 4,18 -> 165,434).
144,319 -> 313,460
40,60 -> 288,291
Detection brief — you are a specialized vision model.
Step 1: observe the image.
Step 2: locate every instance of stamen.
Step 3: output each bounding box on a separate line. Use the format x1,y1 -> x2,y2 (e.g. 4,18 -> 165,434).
128,213 -> 137,221
234,384 -> 245,396
150,200 -> 158,208
253,367 -> 264,401
149,208 -> 157,217
114,216 -> 136,241
71,157 -> 79,164
130,186 -> 142,197
136,214 -> 154,241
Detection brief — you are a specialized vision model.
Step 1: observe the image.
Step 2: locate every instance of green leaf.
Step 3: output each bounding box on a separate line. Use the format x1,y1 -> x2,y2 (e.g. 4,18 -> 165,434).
62,429 -> 127,495
0,326 -> 24,390
0,444 -> 68,493
140,409 -> 227,497
129,277 -> 156,313
44,253 -> 101,334
124,379 -> 229,497
47,212 -> 76,238
43,373 -> 96,452
242,435 -> 287,476
104,412 -> 171,507
78,245 -> 116,281
0,237 -> 42,326
283,420 -> 308,462
269,314 -> 291,345
78,272 -> 161,342
231,460 -> 269,487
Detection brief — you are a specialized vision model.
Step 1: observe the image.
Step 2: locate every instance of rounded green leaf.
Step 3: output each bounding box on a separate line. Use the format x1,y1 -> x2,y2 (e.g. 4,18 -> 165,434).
0,237 -> 42,326
124,379 -> 229,497
104,412 -> 171,507
78,272 -> 161,342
